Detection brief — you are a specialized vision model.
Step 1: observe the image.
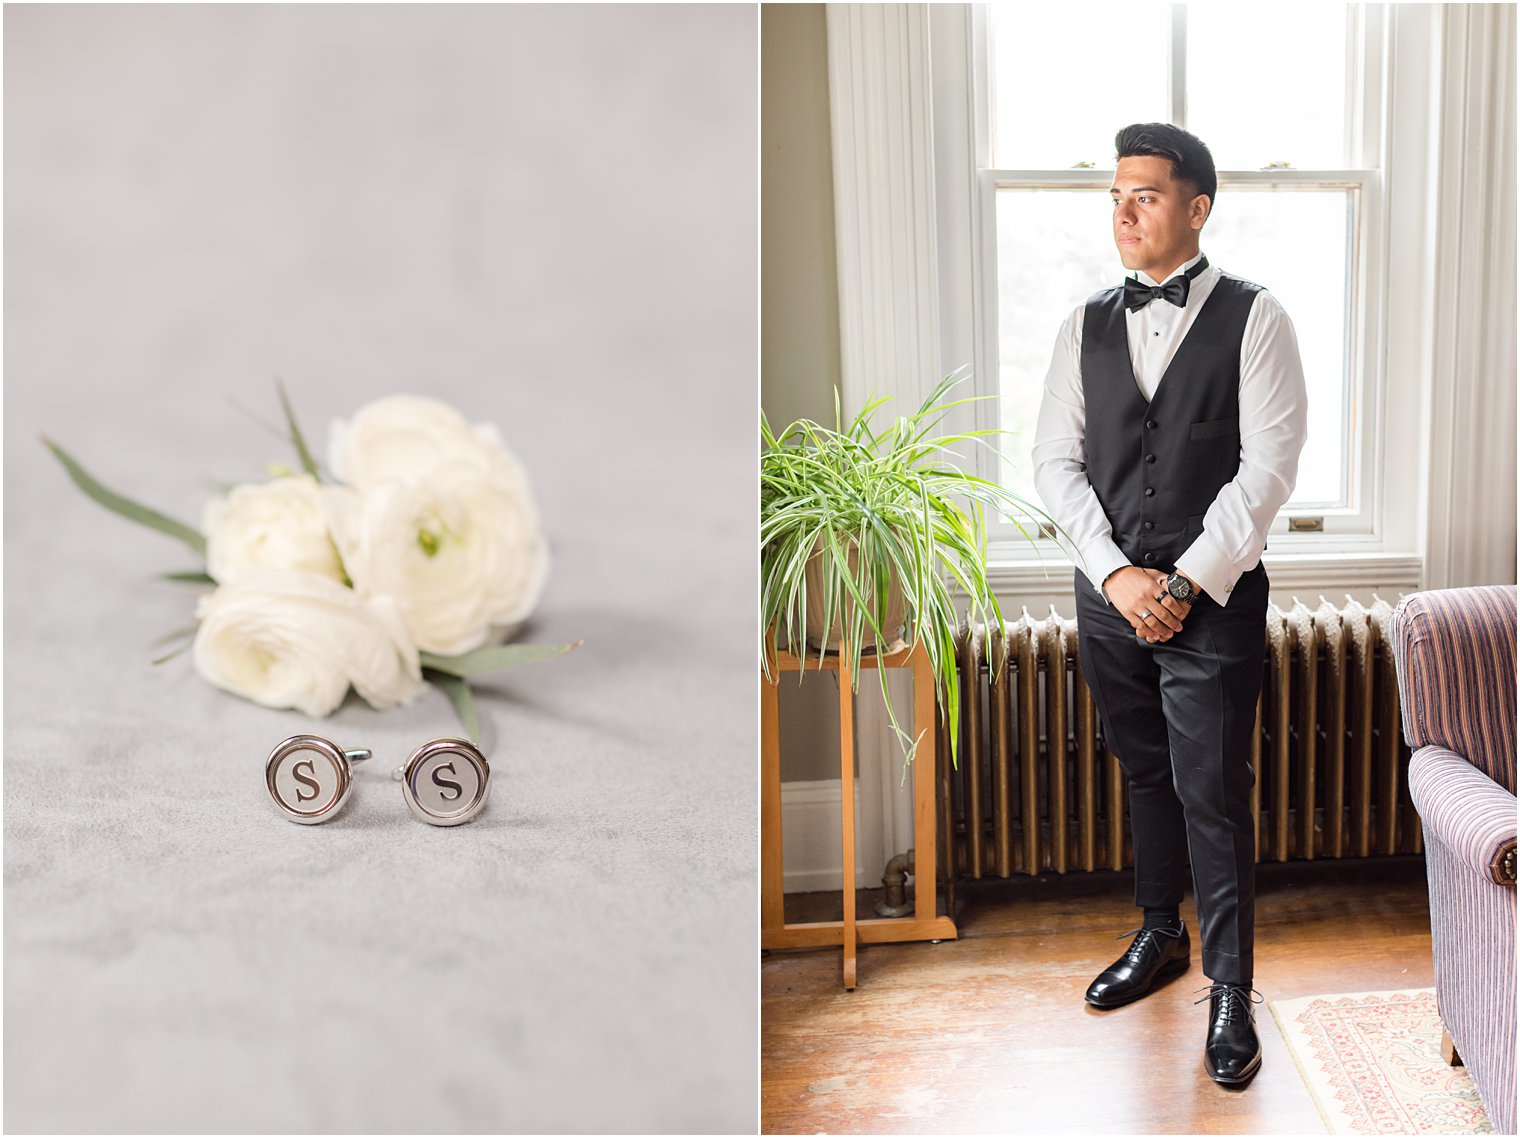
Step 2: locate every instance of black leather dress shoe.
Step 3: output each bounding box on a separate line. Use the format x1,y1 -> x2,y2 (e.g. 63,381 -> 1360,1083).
1196,982 -> 1264,1084
1084,922 -> 1190,1008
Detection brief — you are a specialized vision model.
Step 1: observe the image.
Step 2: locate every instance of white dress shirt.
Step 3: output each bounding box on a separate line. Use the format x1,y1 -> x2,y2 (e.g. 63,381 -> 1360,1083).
1031,250 -> 1309,608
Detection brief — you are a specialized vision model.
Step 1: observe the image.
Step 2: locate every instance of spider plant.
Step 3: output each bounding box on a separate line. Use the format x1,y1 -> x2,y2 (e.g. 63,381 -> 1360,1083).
761,370 -> 1063,768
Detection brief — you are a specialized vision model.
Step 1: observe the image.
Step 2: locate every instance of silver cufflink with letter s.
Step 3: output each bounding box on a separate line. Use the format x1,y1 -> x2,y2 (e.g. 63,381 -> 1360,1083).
265,734 -> 372,824
394,737 -> 491,827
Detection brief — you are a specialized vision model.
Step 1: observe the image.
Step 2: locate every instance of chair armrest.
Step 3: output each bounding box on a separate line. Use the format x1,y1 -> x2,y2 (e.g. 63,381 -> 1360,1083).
1409,747 -> 1518,886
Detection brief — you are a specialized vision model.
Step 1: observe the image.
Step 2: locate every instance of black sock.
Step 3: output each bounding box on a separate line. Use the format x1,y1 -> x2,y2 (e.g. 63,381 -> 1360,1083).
1142,906 -> 1181,931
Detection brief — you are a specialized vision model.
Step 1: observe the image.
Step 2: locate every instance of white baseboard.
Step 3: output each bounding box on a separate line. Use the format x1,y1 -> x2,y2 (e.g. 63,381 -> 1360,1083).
781,778 -> 871,893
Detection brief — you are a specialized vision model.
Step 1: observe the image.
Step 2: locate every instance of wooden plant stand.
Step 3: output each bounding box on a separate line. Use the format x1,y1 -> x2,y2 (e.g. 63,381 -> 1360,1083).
761,632 -> 958,989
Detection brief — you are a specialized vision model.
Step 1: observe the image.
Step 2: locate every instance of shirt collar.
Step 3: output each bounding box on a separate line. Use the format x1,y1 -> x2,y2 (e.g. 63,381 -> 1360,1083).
1132,250 -> 1207,289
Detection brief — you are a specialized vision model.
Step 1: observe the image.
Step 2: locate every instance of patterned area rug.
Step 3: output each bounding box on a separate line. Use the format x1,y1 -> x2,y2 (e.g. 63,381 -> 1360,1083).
1270,989 -> 1492,1134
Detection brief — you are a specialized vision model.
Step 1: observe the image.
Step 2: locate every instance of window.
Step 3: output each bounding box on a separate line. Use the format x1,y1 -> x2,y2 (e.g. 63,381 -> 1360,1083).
972,3 -> 1384,542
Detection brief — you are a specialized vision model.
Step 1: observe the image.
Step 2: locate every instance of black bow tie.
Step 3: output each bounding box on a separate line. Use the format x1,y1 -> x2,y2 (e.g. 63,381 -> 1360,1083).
1123,256 -> 1210,312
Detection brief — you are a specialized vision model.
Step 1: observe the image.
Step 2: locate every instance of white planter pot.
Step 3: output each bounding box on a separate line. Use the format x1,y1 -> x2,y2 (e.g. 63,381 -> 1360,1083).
801,539 -> 908,651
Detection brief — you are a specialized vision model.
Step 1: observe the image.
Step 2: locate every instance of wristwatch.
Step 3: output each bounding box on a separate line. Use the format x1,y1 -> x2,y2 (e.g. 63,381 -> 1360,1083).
1165,571 -> 1197,603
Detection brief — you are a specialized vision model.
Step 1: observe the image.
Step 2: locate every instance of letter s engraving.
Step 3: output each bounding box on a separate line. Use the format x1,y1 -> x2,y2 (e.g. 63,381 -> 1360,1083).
432,761 -> 464,801
292,758 -> 321,803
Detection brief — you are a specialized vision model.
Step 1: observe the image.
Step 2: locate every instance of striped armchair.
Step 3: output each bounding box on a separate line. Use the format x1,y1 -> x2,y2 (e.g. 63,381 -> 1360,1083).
1391,584 -> 1517,1135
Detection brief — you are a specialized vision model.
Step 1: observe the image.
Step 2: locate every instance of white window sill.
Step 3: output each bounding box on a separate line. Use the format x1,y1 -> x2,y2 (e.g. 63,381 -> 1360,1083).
983,544 -> 1423,601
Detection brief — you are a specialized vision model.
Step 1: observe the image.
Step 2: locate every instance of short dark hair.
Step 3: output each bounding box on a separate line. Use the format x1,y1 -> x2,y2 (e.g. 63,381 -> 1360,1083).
1114,123 -> 1217,218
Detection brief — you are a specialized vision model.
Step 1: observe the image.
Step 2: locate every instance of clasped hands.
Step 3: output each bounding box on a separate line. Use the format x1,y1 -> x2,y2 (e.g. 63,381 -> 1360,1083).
1106,566 -> 1193,643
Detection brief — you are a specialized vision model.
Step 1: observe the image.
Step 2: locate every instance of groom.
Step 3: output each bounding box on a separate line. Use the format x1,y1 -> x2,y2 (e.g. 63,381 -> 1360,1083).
1031,122 -> 1309,1084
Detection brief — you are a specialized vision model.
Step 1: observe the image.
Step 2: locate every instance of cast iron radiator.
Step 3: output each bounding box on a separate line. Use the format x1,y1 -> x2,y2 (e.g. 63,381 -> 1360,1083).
935,594 -> 1421,889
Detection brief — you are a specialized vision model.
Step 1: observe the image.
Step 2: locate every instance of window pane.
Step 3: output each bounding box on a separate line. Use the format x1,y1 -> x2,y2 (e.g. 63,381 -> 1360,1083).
989,3 -> 1170,170
1186,5 -> 1350,169
1203,188 -> 1349,506
993,190 -> 1115,510
994,186 -> 1349,515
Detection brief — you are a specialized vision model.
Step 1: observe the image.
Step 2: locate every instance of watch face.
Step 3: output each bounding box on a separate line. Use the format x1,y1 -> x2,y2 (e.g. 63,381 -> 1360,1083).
1170,574 -> 1193,600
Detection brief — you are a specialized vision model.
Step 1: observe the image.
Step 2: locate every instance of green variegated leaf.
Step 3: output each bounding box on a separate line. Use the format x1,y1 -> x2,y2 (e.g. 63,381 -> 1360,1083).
759,368 -> 1067,769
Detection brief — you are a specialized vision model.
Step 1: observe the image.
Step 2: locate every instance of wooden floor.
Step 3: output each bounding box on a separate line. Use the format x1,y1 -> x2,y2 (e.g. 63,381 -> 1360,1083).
762,857 -> 1434,1134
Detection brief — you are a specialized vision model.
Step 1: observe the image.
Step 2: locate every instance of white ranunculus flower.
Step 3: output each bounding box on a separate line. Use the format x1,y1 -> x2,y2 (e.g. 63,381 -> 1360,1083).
324,466 -> 550,657
327,395 -> 529,493
193,568 -> 422,717
203,474 -> 345,585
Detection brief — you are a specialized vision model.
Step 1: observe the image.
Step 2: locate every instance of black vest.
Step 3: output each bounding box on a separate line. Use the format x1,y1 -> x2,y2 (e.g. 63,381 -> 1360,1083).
1080,271 -> 1264,572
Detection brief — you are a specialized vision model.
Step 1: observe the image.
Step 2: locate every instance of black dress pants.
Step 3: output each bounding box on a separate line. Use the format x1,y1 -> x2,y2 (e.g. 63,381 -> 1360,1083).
1074,561 -> 1269,984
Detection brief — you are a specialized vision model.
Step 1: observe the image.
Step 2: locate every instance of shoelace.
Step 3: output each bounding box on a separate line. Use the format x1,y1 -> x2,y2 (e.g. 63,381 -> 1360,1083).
1115,924 -> 1183,963
1193,982 -> 1264,1024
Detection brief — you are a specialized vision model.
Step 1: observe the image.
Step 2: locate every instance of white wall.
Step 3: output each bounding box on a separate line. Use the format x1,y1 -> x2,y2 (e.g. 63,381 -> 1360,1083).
762,4 -> 853,791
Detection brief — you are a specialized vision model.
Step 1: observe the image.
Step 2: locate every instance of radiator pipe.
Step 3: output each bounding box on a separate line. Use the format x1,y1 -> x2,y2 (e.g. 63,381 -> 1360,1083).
874,848 -> 916,917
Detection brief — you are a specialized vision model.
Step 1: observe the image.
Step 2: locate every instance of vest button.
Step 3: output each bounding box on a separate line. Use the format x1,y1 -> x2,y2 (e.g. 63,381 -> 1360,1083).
1145,454 -> 1156,463
1143,521 -> 1154,530
1146,419 -> 1158,429
1143,552 -> 1156,562
1144,487 -> 1155,497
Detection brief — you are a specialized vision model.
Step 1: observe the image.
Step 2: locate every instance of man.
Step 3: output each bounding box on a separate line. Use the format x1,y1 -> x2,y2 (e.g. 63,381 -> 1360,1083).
1031,122 -> 1309,1085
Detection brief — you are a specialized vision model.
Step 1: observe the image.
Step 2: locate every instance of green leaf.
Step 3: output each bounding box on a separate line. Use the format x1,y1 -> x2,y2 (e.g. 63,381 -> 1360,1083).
225,396 -> 291,449
419,640 -> 584,678
43,437 -> 208,557
151,623 -> 199,647
425,668 -> 480,743
162,570 -> 217,585
151,639 -> 194,666
274,378 -> 322,482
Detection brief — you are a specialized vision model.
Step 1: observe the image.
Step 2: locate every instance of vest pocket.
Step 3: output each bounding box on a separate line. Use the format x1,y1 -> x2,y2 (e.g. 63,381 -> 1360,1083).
1189,416 -> 1239,440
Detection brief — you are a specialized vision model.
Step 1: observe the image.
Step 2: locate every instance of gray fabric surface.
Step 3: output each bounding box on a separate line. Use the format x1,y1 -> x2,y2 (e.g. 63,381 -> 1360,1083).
4,6 -> 757,1132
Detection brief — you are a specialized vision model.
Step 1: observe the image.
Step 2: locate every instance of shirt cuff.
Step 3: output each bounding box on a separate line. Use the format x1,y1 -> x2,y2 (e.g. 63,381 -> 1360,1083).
1174,534 -> 1241,607
1079,539 -> 1132,606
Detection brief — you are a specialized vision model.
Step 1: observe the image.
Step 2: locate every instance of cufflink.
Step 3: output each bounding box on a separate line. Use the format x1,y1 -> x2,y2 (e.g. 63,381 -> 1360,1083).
266,734 -> 372,824
394,737 -> 490,826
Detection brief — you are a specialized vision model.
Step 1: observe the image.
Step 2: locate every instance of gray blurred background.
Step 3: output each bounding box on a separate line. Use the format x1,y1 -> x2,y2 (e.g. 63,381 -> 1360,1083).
4,4 -> 757,1132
